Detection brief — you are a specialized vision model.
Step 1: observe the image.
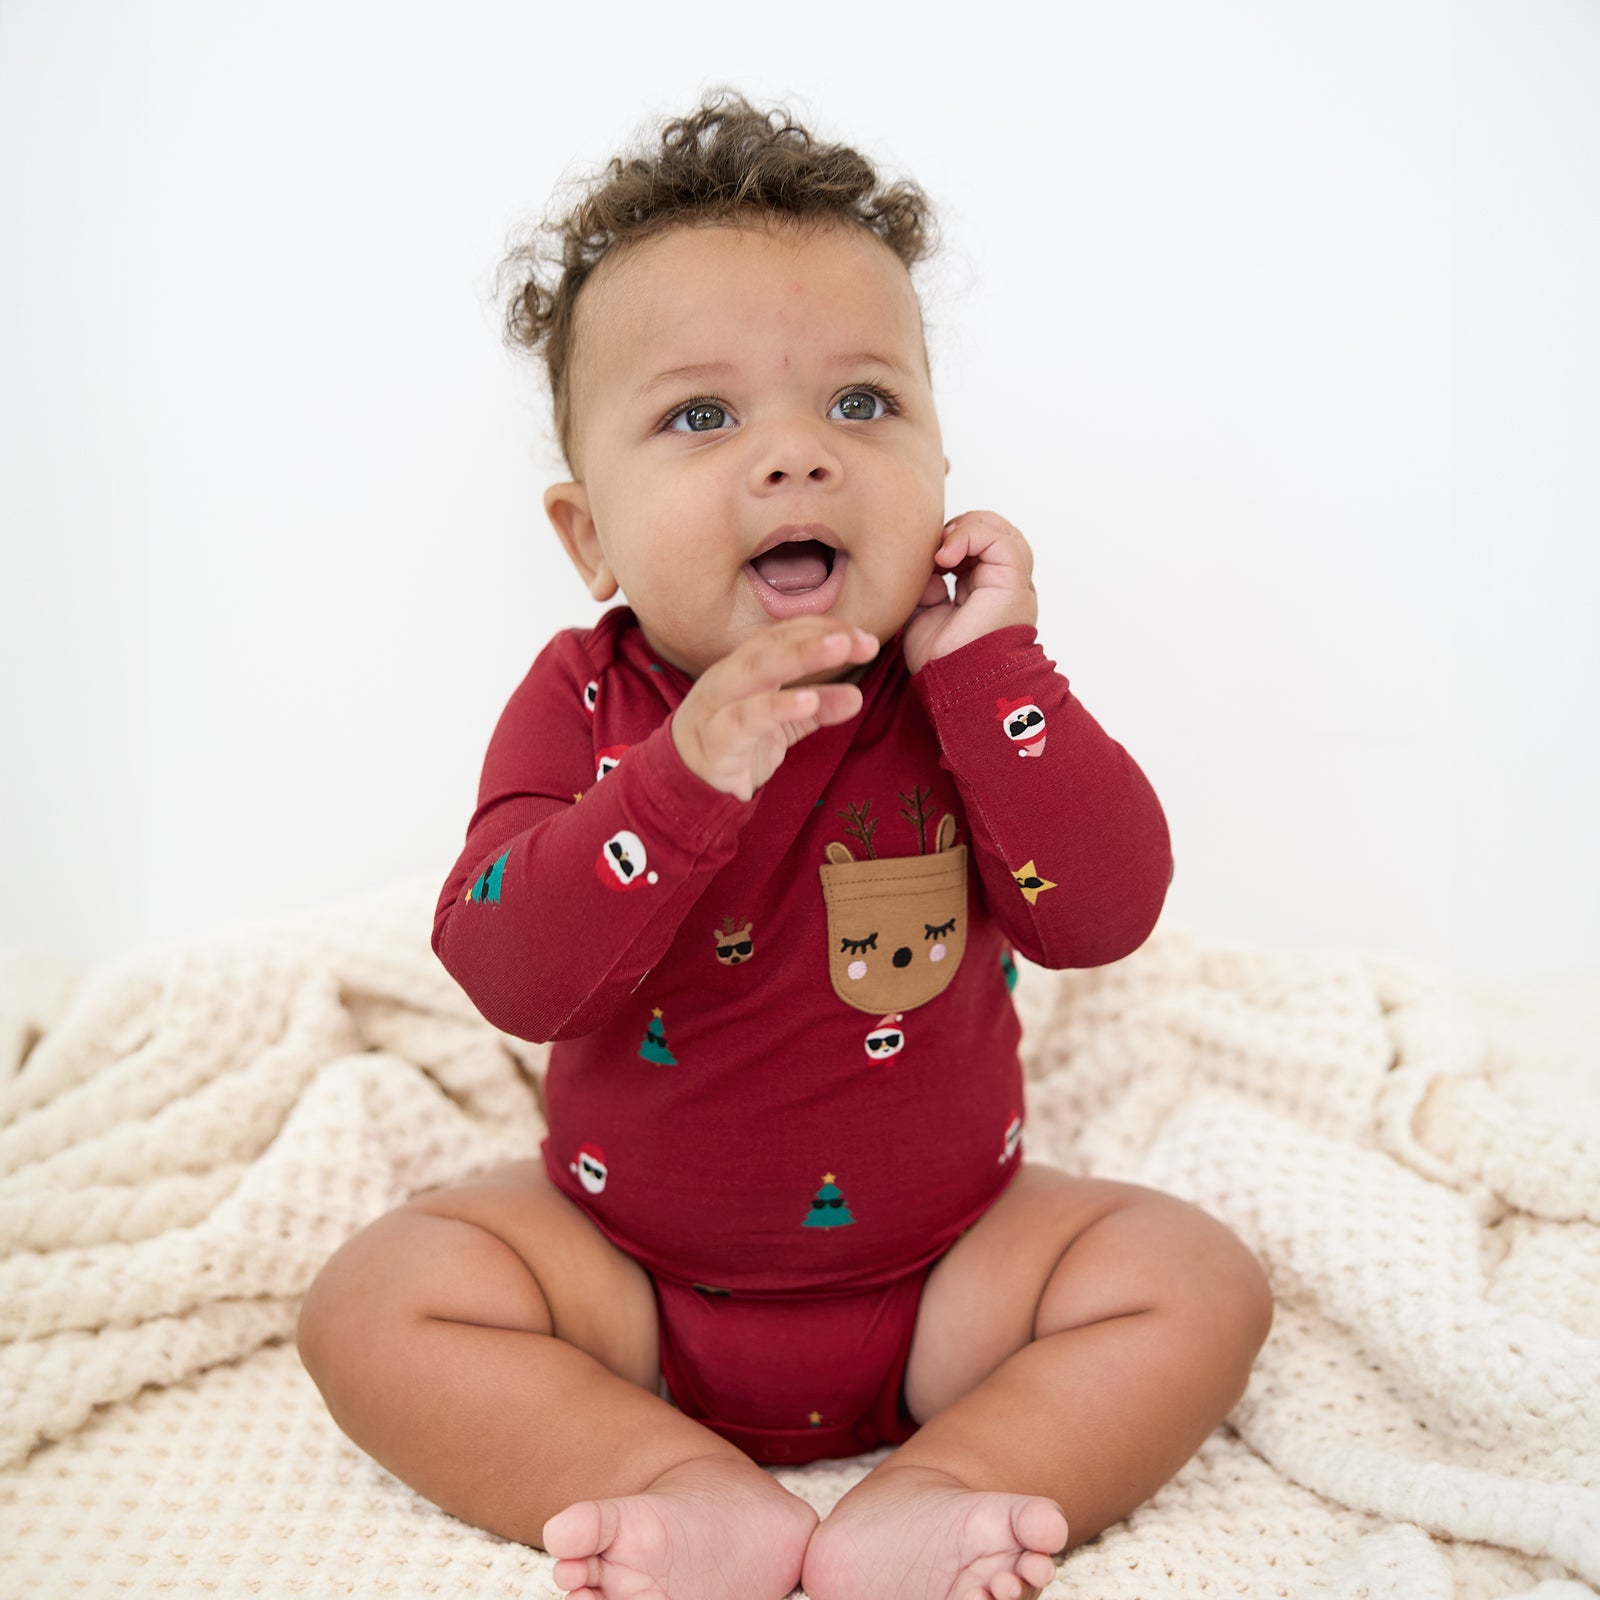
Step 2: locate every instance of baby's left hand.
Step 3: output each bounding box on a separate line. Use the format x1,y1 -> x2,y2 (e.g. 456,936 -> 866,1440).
901,510 -> 1039,674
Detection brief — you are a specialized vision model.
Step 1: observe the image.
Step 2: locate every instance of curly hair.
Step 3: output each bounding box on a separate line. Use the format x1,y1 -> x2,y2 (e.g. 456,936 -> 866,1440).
497,90 -> 940,471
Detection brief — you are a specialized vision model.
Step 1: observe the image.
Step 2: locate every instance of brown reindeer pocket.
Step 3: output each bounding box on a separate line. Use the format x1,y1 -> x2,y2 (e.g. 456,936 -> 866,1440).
819,814 -> 968,1015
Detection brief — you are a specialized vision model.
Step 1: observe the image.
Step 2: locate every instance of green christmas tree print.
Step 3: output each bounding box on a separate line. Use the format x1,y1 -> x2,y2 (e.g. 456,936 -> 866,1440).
803,1173 -> 855,1229
1000,947 -> 1018,992
466,849 -> 510,904
638,1007 -> 678,1065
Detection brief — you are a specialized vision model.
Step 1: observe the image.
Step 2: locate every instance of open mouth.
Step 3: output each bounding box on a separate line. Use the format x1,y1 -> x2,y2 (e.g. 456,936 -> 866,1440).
748,539 -> 835,595
744,538 -> 847,619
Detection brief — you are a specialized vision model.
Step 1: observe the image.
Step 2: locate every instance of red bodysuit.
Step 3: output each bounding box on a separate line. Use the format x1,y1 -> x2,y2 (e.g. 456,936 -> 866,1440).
434,606 -> 1171,1463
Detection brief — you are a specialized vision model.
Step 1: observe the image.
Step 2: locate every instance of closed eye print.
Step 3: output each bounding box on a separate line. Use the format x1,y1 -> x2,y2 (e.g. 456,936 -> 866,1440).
924,918 -> 957,940
840,933 -> 878,955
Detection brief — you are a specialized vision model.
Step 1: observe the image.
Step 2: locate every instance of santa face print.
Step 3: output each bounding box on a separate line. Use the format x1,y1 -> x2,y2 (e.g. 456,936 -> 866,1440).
864,1016 -> 906,1060
596,829 -> 659,890
997,695 -> 1047,758
571,1145 -> 609,1194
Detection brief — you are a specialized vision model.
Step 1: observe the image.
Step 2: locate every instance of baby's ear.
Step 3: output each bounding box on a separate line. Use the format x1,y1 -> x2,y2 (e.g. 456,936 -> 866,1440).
545,482 -> 617,601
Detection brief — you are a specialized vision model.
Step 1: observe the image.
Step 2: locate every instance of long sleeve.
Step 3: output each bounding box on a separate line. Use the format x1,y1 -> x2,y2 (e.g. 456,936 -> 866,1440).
910,625 -> 1172,969
432,630 -> 755,1042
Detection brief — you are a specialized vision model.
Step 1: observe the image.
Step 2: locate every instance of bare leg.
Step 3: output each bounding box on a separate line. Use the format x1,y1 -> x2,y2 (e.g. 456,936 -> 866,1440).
297,1162 -> 816,1600
801,1167 -> 1273,1600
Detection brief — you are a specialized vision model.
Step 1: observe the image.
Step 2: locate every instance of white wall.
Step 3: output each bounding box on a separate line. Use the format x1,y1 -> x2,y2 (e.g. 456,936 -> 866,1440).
3,0 -> 1596,979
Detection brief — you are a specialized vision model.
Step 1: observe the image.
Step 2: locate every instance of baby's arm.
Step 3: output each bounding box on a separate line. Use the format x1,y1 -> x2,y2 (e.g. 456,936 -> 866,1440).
433,619 -> 878,1040
432,632 -> 744,1041
906,512 -> 1172,968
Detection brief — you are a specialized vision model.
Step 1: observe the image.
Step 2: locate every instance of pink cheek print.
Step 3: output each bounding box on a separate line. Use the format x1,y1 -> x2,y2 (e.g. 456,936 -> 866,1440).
928,943 -> 947,962
847,959 -> 868,981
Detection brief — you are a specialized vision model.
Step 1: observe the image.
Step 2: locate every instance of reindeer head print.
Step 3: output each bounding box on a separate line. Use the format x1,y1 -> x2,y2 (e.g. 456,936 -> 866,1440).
714,916 -> 755,965
818,814 -> 968,1014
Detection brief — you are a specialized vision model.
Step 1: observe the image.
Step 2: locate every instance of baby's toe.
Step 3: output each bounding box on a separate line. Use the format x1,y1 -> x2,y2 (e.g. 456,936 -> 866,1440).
1013,1497 -> 1068,1557
543,1497 -> 614,1559
550,1554 -> 601,1593
1017,1548 -> 1058,1588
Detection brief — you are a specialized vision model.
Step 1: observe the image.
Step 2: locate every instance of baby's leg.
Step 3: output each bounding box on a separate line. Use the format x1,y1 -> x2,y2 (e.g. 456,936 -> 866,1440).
296,1160 -> 816,1600
802,1164 -> 1273,1600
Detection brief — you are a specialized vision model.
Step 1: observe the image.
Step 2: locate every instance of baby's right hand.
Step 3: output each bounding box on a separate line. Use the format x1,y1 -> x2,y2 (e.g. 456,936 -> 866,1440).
671,620 -> 879,801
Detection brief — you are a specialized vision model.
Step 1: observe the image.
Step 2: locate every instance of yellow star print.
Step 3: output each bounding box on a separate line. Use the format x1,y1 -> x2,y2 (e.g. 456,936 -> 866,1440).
1012,860 -> 1057,905
808,1411 -> 823,1426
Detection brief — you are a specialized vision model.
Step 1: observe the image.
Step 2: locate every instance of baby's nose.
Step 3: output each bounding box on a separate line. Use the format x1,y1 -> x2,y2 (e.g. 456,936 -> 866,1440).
752,419 -> 840,489
765,463 -> 831,485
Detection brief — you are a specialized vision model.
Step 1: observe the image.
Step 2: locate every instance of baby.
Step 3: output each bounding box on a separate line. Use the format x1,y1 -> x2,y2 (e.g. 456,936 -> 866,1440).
297,92 -> 1273,1600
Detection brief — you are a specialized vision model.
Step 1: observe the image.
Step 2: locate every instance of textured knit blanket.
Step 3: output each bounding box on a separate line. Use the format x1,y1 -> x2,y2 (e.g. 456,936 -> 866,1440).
2,876 -> 1598,1600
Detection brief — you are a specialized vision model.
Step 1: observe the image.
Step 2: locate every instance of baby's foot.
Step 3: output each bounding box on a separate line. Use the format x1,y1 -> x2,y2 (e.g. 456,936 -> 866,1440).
800,1464 -> 1068,1600
542,1452 -> 818,1600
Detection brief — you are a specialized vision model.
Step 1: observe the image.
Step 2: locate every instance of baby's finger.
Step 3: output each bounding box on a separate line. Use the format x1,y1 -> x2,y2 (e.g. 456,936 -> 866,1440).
943,511 -> 1033,576
710,684 -> 823,750
809,681 -> 866,726
711,620 -> 876,704
721,677 -> 863,742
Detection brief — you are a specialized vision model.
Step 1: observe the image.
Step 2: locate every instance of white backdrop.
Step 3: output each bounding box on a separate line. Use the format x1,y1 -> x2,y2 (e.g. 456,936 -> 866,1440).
3,0 -> 1596,978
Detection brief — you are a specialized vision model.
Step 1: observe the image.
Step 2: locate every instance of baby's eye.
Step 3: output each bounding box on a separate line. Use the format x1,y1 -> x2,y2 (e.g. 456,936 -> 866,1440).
840,933 -> 878,955
830,388 -> 893,423
924,918 -> 956,940
668,400 -> 731,433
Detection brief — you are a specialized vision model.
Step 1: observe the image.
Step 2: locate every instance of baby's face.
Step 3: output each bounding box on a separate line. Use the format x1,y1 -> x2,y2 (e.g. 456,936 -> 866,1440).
545,222 -> 948,679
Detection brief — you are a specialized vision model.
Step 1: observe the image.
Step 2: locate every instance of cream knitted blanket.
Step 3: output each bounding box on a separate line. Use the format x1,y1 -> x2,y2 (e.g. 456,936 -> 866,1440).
2,876 -> 1597,1599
